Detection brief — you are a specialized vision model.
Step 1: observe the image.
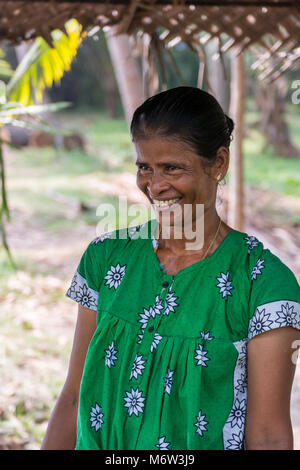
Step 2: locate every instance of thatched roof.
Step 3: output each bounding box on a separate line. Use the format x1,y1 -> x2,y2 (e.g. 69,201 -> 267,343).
1,1 -> 300,81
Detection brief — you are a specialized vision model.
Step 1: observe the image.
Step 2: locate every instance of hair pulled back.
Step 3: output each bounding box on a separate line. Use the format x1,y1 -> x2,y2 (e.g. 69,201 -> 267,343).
130,86 -> 234,165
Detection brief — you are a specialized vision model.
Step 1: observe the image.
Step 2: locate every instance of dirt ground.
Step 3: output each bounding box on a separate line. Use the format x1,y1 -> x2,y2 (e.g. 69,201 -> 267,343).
1,172 -> 300,450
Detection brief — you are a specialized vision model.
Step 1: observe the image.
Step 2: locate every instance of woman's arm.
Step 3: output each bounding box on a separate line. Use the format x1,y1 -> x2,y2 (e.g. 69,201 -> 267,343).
245,326 -> 300,450
41,304 -> 97,450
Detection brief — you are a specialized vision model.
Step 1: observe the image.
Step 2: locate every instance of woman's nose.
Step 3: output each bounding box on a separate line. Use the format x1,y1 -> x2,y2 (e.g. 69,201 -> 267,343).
147,172 -> 170,196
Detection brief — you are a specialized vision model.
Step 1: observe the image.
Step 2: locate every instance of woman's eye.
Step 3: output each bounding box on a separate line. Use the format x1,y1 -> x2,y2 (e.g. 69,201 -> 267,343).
137,164 -> 150,171
166,165 -> 179,171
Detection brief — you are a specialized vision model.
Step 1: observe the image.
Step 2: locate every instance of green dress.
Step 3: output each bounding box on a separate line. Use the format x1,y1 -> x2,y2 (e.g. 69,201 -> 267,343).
66,219 -> 300,450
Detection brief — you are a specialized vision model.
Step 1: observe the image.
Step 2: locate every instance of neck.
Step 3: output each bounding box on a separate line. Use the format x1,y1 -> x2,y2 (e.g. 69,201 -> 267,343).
157,209 -> 221,255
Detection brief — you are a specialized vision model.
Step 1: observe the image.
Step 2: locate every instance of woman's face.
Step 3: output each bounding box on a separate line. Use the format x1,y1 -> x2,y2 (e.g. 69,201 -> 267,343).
135,136 -> 226,229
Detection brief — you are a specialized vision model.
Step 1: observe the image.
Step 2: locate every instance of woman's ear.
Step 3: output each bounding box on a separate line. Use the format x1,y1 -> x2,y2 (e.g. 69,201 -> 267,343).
213,146 -> 230,182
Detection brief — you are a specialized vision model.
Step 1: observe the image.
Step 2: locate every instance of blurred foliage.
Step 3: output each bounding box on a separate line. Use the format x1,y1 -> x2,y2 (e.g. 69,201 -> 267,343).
0,48 -> 13,79
0,19 -> 85,267
49,31 -> 121,114
47,30 -> 300,121
7,19 -> 84,105
49,31 -> 201,114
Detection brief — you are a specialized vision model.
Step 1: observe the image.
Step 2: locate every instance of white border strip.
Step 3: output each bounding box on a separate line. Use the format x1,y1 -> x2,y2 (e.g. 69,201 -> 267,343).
223,339 -> 248,450
66,270 -> 99,311
248,300 -> 300,340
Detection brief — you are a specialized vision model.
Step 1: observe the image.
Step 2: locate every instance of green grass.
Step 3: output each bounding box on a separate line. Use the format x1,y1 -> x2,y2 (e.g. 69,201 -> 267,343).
243,129 -> 300,197
9,107 -> 300,203
57,109 -> 134,171
231,103 -> 300,197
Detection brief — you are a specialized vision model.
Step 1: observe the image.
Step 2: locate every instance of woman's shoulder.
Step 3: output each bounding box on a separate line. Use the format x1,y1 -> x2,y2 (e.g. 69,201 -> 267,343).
230,228 -> 299,283
88,219 -> 157,251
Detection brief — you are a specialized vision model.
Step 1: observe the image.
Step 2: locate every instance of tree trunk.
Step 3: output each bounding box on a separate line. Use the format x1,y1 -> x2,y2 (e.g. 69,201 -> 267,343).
252,79 -> 299,158
207,39 -> 230,113
227,52 -> 245,232
105,28 -> 144,128
85,35 -> 119,118
141,33 -> 160,100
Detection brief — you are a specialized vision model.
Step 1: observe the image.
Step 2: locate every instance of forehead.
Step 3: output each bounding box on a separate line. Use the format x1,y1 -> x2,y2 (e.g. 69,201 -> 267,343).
134,136 -> 199,164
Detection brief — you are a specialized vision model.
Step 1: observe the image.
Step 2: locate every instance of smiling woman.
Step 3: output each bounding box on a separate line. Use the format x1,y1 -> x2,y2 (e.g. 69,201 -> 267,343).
41,87 -> 300,451
131,87 -> 234,269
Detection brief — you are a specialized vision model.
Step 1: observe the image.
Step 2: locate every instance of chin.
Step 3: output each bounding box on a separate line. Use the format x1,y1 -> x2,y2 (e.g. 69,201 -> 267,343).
158,211 -> 184,233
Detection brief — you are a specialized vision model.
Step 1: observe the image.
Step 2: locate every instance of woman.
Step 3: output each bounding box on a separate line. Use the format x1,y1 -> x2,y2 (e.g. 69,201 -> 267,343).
41,87 -> 300,450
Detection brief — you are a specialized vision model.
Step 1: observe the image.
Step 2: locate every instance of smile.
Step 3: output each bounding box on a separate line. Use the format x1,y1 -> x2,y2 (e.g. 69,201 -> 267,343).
152,198 -> 182,210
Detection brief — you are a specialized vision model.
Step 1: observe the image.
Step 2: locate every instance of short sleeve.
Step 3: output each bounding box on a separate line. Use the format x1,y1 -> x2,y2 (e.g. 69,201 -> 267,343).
65,239 -> 105,311
248,249 -> 300,340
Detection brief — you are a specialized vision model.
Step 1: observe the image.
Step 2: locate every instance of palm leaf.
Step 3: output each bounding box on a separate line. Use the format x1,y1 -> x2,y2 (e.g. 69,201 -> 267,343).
7,19 -> 85,105
0,48 -> 13,79
0,101 -> 71,117
0,21 -> 83,267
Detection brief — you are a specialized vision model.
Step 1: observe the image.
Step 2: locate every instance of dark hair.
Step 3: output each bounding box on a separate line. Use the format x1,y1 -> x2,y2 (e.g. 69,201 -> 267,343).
130,86 -> 234,166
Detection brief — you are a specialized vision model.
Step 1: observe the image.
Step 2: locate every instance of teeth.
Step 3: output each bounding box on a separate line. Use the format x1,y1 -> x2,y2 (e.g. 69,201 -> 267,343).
153,198 -> 180,208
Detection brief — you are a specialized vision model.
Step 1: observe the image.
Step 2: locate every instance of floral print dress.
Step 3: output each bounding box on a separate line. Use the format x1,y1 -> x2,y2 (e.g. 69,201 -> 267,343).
66,219 -> 300,450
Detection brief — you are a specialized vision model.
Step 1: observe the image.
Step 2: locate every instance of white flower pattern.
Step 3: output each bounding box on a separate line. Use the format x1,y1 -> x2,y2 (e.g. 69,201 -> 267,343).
136,287 -> 178,346
66,271 -> 98,311
156,436 -> 170,450
104,341 -> 118,368
251,258 -> 265,280
226,398 -> 247,429
89,403 -> 104,431
223,339 -> 247,450
237,343 -> 247,369
194,410 -> 208,437
276,302 -> 299,327
138,307 -> 154,330
153,295 -> 164,316
150,333 -> 163,352
163,292 -> 179,316
136,332 -> 144,345
244,235 -> 259,253
76,284 -> 97,308
216,271 -> 233,299
248,307 -> 273,338
130,354 -> 146,380
226,431 -> 245,450
91,231 -> 114,244
104,263 -> 126,290
124,387 -> 145,417
163,369 -> 174,395
249,300 -> 300,339
67,276 -> 77,297
235,373 -> 247,394
194,344 -> 210,367
200,330 -> 214,341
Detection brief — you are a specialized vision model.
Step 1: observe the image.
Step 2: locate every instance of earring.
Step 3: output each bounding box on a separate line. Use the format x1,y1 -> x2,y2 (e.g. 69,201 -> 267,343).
216,174 -> 222,182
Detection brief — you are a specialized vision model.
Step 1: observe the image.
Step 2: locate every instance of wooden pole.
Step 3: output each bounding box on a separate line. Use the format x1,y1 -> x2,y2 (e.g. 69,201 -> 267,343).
105,28 -> 144,127
142,33 -> 160,100
227,51 -> 245,231
208,39 -> 230,113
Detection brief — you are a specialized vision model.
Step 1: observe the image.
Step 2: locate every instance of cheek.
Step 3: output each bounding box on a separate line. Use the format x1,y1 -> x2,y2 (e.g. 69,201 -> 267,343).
136,174 -> 147,192
177,178 -> 199,195
182,178 -> 211,201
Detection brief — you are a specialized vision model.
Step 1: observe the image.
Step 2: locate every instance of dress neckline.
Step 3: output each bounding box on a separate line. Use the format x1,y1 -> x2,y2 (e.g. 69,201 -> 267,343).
150,227 -> 238,278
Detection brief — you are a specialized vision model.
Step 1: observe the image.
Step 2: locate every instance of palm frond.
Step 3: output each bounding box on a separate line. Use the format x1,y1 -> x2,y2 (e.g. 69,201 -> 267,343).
0,48 -> 13,79
0,101 -> 71,117
7,19 -> 85,105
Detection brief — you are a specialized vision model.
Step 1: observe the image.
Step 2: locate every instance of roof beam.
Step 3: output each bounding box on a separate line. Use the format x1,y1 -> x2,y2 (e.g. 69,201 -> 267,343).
4,0 -> 299,6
